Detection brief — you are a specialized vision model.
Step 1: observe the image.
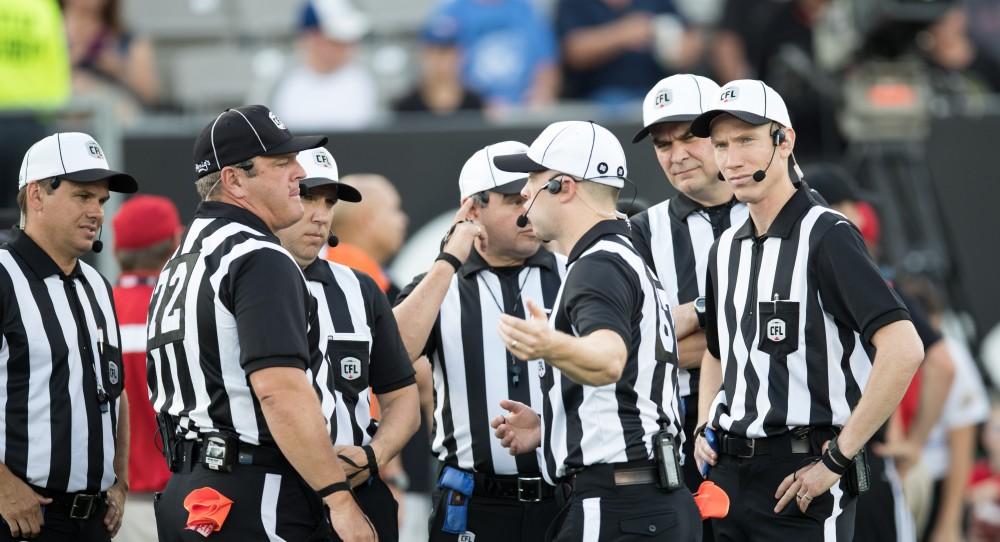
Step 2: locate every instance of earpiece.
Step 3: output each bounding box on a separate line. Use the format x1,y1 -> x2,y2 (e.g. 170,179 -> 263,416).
772,128 -> 786,147
545,179 -> 562,195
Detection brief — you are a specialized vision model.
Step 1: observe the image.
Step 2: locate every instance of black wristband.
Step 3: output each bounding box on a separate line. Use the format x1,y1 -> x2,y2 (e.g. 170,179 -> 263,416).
694,423 -> 707,439
827,437 -> 853,467
362,444 -> 379,479
316,481 -> 351,499
821,450 -> 849,476
436,252 -> 462,273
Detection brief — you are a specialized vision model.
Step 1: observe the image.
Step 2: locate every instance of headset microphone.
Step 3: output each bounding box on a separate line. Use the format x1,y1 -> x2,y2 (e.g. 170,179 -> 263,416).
92,226 -> 104,253
753,128 -> 786,183
327,234 -> 339,247
516,193 -> 540,228
515,178 -> 562,228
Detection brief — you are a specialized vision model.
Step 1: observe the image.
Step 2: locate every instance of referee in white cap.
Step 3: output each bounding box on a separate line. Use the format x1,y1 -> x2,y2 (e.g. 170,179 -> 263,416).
491,121 -> 700,541
0,132 -> 138,540
690,80 -> 924,541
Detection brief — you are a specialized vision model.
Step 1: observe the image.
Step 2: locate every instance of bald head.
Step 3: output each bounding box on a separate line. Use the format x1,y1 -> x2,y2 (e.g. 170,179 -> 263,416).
331,174 -> 409,264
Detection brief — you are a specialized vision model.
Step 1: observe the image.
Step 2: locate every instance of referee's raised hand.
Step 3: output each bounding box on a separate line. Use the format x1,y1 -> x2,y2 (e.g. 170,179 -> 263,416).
498,300 -> 553,361
491,399 -> 542,455
0,469 -> 52,538
442,198 -> 486,263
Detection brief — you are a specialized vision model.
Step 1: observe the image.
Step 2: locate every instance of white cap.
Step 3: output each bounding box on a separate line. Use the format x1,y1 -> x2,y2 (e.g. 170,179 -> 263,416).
296,147 -> 362,202
458,141 -> 530,200
492,121 -> 627,189
312,0 -> 370,42
689,79 -> 793,138
634,74 -> 720,143
18,132 -> 137,193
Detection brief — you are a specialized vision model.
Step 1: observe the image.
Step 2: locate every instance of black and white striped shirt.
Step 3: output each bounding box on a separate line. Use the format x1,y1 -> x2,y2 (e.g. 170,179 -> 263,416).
147,202 -> 315,446
539,220 -> 682,483
397,248 -> 566,476
302,258 -> 415,446
630,194 -> 748,397
0,229 -> 123,493
704,185 -> 910,438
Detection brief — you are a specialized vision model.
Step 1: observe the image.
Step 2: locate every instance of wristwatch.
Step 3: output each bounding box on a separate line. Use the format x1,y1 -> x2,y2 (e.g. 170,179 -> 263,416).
694,296 -> 707,330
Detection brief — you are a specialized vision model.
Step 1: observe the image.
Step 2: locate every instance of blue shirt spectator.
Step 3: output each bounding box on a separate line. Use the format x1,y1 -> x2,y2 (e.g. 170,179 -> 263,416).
425,0 -> 559,107
556,0 -> 678,104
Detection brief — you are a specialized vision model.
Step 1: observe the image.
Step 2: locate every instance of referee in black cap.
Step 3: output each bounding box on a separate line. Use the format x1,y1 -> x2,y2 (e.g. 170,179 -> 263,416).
690,80 -> 925,541
149,105 -> 374,541
1,132 -> 137,541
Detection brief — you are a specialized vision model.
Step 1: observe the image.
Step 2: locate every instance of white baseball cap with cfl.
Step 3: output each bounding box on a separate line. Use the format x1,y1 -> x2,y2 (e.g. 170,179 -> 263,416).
492,121 -> 627,188
689,79 -> 793,138
295,147 -> 362,202
18,132 -> 137,193
458,141 -> 530,200
633,74 -> 720,143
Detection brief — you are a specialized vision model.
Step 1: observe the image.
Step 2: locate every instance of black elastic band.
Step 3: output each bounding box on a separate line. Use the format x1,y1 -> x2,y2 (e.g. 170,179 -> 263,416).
362,445 -> 378,479
436,252 -> 462,273
821,450 -> 849,476
316,481 -> 351,499
827,437 -> 852,467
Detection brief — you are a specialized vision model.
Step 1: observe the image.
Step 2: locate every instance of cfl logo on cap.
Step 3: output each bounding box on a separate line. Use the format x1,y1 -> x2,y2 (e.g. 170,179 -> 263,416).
314,152 -> 333,168
268,111 -> 286,130
720,88 -> 739,103
654,89 -> 672,109
87,141 -> 105,160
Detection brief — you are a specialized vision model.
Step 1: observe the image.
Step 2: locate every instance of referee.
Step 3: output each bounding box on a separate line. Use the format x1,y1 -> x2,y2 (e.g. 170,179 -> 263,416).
275,147 -> 419,541
689,80 -> 925,540
491,121 -> 700,541
629,74 -> 747,496
393,141 -> 566,542
148,106 -> 373,541
2,132 -> 137,541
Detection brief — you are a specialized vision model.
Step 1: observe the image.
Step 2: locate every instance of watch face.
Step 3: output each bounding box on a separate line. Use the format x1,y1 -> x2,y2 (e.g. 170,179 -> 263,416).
695,297 -> 706,312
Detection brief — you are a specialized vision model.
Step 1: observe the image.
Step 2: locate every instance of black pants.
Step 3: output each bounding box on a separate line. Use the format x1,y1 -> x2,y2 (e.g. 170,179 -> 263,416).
708,453 -> 856,542
0,502 -> 109,542
552,465 -> 701,542
353,477 -> 399,542
854,454 -> 913,542
155,463 -> 334,541
429,489 -> 561,542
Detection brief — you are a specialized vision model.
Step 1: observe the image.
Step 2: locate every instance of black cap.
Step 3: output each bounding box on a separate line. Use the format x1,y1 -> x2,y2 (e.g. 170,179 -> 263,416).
192,105 -> 328,179
299,178 -> 363,202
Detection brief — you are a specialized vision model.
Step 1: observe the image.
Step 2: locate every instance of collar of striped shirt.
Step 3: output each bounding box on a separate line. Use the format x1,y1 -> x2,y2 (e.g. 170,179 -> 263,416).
566,219 -> 631,264
194,201 -> 279,239
733,183 -> 814,240
459,246 -> 557,278
669,192 -> 739,221
6,227 -> 84,279
303,256 -> 335,283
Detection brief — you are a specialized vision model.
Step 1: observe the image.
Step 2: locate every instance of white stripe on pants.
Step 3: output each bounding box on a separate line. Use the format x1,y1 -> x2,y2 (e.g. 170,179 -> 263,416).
262,473 -> 286,542
582,497 -> 601,542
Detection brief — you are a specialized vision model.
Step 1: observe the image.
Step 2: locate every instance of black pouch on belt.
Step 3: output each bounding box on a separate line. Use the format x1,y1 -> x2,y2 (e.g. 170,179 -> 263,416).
843,446 -> 871,497
653,430 -> 684,491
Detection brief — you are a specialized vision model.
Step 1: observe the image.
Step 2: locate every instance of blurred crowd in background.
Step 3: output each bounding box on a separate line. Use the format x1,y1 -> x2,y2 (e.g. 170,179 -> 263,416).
4,0 -> 1000,541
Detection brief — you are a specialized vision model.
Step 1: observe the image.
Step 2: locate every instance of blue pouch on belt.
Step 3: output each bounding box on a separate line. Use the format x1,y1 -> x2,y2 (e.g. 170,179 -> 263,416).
438,466 -> 475,534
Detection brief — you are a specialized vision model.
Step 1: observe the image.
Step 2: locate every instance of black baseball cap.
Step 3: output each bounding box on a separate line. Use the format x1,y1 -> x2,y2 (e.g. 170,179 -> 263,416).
192,105 -> 328,179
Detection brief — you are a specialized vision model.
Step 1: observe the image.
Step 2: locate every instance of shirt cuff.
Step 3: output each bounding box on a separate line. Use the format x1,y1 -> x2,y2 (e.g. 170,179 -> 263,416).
861,308 -> 911,345
372,374 -> 417,395
242,357 -> 307,375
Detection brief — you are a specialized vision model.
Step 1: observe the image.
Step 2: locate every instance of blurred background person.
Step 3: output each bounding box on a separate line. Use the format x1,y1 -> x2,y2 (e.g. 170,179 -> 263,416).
111,195 -> 183,542
969,403 -> 1000,542
422,0 -> 559,110
272,0 -> 378,130
61,0 -> 160,116
393,17 -> 485,116
555,0 -> 702,105
918,6 -> 1000,96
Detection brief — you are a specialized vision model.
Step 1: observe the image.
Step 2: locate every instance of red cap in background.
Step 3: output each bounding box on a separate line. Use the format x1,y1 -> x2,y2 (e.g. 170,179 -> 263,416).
112,195 -> 182,251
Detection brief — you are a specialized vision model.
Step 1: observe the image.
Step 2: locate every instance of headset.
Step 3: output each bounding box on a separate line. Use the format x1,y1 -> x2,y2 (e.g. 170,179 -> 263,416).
717,124 -> 786,183
516,177 -> 564,228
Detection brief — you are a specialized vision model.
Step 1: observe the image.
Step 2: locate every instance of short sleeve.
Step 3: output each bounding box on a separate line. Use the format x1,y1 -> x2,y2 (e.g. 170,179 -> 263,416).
628,210 -> 656,273
358,273 -> 416,394
394,272 -> 437,357
704,241 -> 721,359
813,221 -> 910,343
563,253 -> 638,344
230,248 -> 310,374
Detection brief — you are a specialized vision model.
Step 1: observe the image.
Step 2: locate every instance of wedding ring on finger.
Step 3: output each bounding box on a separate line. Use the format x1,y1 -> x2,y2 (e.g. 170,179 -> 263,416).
511,340 -> 519,348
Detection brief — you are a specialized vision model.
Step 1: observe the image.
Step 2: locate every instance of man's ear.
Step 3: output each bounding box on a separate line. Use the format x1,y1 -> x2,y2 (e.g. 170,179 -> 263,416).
220,167 -> 246,200
780,127 -> 796,158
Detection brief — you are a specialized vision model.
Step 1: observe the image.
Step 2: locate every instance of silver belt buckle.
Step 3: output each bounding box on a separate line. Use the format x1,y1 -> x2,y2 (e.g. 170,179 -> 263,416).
69,493 -> 99,519
517,477 -> 542,502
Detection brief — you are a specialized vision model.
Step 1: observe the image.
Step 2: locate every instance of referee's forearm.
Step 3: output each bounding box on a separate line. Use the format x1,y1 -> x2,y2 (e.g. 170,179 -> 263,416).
393,262 -> 454,360
369,385 -> 419,466
251,369 -> 348,490
114,391 -> 130,487
906,341 -> 955,449
697,352 -> 723,427
838,320 -> 924,457
544,330 -> 627,386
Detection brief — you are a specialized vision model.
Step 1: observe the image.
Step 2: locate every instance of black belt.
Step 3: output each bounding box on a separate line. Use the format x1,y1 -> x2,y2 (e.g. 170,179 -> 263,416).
30,486 -> 106,520
570,460 -> 660,489
472,473 -> 555,502
717,428 -> 837,459
173,439 -> 290,472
